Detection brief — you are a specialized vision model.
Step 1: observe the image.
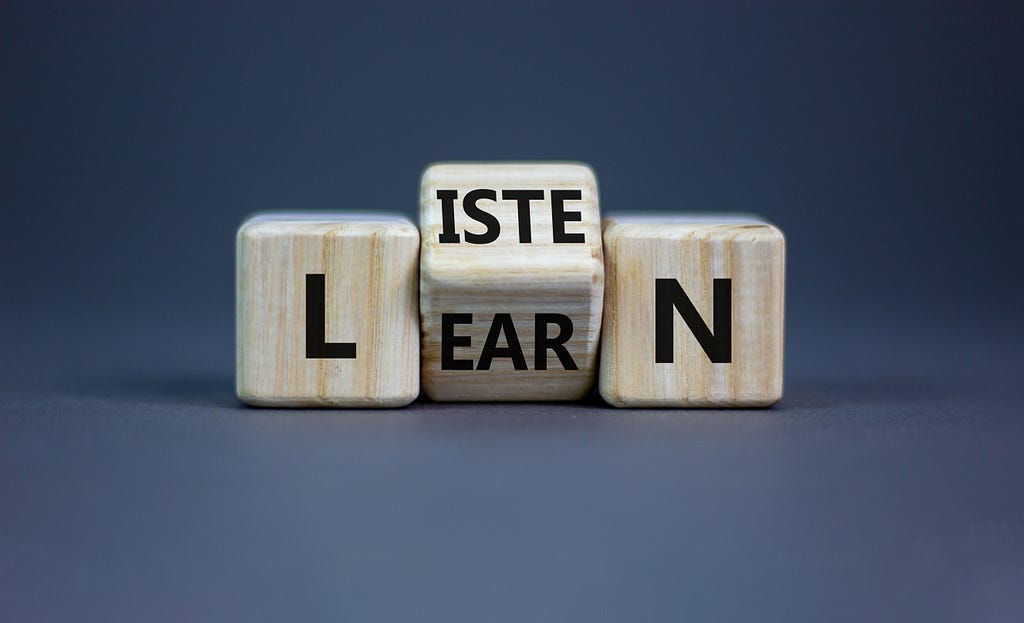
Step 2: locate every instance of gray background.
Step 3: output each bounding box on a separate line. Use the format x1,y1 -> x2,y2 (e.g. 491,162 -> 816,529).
2,1 -> 1022,621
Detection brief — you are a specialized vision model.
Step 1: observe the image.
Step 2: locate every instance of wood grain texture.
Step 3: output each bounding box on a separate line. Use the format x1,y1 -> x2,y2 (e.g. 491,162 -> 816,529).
600,215 -> 785,407
236,214 -> 419,407
420,163 -> 604,401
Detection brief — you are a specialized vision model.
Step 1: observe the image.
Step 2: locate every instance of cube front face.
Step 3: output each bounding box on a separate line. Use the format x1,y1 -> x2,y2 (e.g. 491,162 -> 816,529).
600,216 -> 785,407
420,163 -> 604,401
236,215 -> 420,407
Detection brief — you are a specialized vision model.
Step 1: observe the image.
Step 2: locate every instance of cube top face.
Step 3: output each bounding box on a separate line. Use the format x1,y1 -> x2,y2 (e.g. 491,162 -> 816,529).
236,214 -> 420,407
601,215 -> 785,250
238,213 -> 418,238
600,214 -> 785,408
419,162 -> 604,401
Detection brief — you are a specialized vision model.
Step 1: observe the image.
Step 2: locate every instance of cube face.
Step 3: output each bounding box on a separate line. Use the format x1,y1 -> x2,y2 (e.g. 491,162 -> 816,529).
420,163 -> 604,401
236,214 -> 420,407
600,215 -> 785,407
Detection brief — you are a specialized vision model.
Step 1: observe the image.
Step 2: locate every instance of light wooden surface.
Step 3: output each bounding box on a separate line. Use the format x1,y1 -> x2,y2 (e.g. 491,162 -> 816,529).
236,214 -> 420,407
420,163 -> 604,401
600,215 -> 785,407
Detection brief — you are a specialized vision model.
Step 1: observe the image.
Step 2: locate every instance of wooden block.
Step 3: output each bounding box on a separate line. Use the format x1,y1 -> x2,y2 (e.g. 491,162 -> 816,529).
419,163 -> 604,401
236,214 -> 420,407
600,215 -> 785,407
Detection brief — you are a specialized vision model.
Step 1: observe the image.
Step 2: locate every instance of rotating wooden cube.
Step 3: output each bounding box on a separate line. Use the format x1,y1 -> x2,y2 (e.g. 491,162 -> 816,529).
419,163 -> 604,401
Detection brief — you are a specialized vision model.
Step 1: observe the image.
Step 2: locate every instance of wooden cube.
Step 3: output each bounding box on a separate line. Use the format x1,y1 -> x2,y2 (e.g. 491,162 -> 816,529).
600,215 -> 785,407
419,163 -> 604,401
236,214 -> 420,407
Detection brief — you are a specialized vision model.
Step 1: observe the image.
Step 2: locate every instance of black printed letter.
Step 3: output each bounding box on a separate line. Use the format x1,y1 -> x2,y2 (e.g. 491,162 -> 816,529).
535,313 -> 578,370
502,189 -> 544,243
463,189 -> 500,244
441,313 -> 474,370
551,189 -> 585,243
654,278 -> 731,363
477,313 -> 528,370
437,190 -> 460,243
306,274 -> 357,359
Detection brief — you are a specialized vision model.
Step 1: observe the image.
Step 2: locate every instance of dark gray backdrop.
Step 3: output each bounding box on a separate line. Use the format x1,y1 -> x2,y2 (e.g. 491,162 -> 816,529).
2,2 -> 1023,621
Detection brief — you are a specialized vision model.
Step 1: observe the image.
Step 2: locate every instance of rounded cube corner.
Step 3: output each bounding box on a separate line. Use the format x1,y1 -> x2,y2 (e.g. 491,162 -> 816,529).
601,220 -> 630,248
235,214 -> 288,243
598,379 -> 630,408
570,161 -> 599,186
420,381 -> 447,403
389,220 -> 421,240
419,162 -> 451,189
376,389 -> 420,408
235,215 -> 265,242
759,387 -> 784,408
753,222 -> 786,246
236,384 -> 271,408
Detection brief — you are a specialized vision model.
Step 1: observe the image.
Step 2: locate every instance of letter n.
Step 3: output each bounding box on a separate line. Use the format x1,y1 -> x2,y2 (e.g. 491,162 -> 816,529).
654,278 -> 731,363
